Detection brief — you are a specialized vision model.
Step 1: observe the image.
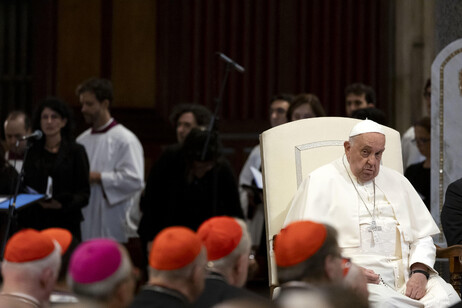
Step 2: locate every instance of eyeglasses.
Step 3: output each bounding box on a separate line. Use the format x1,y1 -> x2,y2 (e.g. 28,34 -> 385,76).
413,137 -> 430,145
270,107 -> 287,115
342,257 -> 352,277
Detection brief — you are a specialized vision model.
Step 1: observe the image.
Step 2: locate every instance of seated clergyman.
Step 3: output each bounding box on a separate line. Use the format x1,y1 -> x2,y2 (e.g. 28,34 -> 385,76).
284,119 -> 460,307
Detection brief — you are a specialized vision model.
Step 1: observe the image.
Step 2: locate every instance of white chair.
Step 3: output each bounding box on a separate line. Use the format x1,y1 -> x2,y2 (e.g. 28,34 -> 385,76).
259,117 -> 403,291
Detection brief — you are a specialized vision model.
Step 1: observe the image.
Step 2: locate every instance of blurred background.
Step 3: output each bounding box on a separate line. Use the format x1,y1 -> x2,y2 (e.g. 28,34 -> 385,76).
0,0 -> 459,175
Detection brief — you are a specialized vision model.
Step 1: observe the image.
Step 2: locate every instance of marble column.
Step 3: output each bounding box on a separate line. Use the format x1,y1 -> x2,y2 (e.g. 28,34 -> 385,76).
431,38 -> 462,246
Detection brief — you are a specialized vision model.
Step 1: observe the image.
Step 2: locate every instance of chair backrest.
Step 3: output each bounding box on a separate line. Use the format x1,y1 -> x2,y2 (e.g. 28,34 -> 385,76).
260,117 -> 403,287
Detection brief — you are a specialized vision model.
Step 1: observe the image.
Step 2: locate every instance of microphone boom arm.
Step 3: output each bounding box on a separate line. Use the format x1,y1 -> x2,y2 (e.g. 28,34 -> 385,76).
200,53 -> 244,160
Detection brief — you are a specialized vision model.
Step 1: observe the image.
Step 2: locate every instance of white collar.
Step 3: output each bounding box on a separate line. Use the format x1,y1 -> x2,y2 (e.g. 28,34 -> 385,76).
1,292 -> 41,307
95,118 -> 115,131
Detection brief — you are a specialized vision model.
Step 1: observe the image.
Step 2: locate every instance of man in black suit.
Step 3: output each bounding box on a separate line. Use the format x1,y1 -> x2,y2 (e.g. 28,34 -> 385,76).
193,216 -> 263,308
130,226 -> 207,308
442,178 -> 462,246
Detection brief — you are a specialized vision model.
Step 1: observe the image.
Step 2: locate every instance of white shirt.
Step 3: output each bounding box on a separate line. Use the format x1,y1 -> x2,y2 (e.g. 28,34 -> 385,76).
77,119 -> 144,242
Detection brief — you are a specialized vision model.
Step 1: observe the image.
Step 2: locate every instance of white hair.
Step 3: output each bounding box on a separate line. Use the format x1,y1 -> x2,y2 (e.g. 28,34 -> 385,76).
149,247 -> 206,281
67,245 -> 132,301
348,135 -> 356,144
2,241 -> 61,280
207,218 -> 251,270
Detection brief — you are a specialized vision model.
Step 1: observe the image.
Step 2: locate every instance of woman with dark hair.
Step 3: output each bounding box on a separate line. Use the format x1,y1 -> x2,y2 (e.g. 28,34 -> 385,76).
287,93 -> 326,121
138,128 -> 244,245
20,98 -> 90,240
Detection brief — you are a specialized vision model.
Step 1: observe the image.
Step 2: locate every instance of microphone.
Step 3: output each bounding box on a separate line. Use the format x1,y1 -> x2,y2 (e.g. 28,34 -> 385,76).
216,52 -> 245,73
20,130 -> 43,141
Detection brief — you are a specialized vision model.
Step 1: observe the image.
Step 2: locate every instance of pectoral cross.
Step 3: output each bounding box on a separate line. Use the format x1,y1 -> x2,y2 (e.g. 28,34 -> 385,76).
368,220 -> 382,244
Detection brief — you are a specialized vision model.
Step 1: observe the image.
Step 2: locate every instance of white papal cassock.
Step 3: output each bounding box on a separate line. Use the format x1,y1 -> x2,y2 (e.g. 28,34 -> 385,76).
77,119 -> 144,243
285,156 -> 460,308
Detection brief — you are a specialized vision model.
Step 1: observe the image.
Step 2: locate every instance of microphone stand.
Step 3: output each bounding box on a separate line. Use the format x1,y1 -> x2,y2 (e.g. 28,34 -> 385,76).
199,53 -> 244,214
200,62 -> 233,161
0,139 -> 32,260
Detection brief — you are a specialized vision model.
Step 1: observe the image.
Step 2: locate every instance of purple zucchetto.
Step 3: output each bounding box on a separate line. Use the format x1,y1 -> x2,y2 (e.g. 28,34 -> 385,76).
69,238 -> 122,284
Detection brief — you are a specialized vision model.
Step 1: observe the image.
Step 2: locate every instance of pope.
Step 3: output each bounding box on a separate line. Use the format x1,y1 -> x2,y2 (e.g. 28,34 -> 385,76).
285,119 -> 460,308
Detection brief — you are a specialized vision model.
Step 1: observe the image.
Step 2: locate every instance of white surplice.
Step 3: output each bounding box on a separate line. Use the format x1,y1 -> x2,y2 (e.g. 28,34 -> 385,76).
402,126 -> 425,169
77,120 -> 144,243
285,156 -> 460,308
239,145 -> 265,246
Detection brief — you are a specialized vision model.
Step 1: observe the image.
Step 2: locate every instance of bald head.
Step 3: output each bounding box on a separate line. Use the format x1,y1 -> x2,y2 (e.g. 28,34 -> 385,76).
4,111 -> 31,155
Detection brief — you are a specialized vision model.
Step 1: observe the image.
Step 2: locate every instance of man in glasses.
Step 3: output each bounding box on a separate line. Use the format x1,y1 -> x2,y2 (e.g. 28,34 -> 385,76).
402,79 -> 431,169
193,216 -> 264,308
285,119 -> 459,307
405,117 -> 432,211
3,110 -> 32,172
274,220 -> 368,305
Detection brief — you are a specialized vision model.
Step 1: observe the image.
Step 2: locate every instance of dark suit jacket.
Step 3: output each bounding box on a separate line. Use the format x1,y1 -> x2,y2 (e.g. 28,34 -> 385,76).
192,272 -> 263,308
130,286 -> 189,308
442,178 -> 462,246
0,162 -> 18,195
0,163 -> 19,246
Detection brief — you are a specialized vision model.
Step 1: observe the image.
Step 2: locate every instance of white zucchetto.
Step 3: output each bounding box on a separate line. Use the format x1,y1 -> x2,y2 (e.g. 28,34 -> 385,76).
349,119 -> 384,137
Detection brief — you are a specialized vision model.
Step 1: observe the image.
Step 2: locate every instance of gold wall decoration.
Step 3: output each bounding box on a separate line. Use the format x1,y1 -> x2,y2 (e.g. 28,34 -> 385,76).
439,48 -> 462,241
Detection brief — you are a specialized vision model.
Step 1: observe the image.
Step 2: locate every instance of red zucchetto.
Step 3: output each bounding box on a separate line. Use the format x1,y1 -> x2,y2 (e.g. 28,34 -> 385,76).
41,228 -> 73,256
274,220 -> 327,267
5,229 -> 57,263
149,226 -> 202,270
197,216 -> 243,261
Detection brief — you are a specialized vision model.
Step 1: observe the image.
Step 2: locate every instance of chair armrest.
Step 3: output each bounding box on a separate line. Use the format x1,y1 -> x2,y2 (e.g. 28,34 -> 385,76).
436,244 -> 462,297
436,244 -> 462,259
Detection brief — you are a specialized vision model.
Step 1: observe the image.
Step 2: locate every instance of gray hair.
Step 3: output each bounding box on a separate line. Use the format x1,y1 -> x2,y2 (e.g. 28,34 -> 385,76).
277,224 -> 340,284
149,247 -> 206,281
2,241 -> 61,280
207,218 -> 251,271
348,135 -> 358,145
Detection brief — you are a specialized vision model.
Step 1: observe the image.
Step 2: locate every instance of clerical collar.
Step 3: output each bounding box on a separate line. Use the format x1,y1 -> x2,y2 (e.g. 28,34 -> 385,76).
6,151 -> 24,160
143,284 -> 189,304
206,271 -> 228,283
91,118 -> 118,134
0,292 -> 41,307
280,280 -> 313,291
